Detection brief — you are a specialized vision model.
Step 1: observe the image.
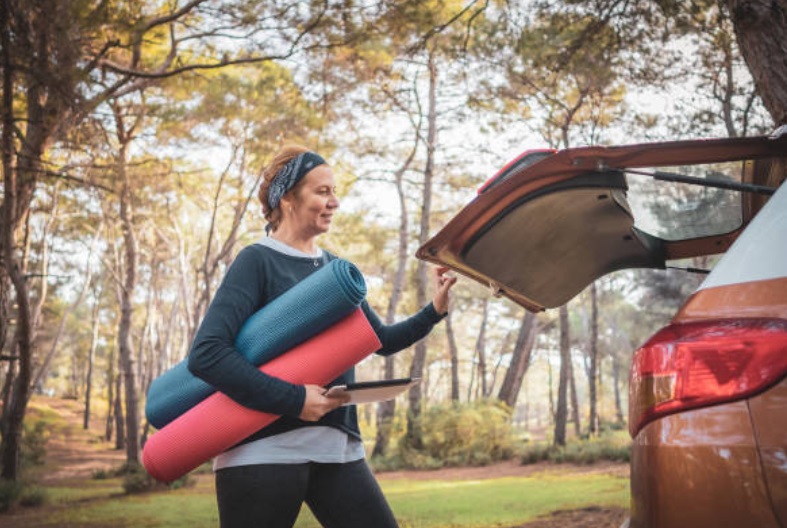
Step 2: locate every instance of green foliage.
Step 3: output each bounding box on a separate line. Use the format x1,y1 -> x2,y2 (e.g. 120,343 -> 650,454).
520,431 -> 631,465
121,463 -> 158,494
92,468 -> 111,480
0,479 -> 22,513
166,474 -> 196,491
0,478 -> 48,512
22,420 -> 52,467
113,461 -> 194,493
422,400 -> 517,465
520,442 -> 554,465
18,485 -> 49,508
373,400 -> 518,470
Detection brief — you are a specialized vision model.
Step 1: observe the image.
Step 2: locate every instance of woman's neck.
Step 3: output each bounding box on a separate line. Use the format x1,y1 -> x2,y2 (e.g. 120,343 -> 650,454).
270,228 -> 318,256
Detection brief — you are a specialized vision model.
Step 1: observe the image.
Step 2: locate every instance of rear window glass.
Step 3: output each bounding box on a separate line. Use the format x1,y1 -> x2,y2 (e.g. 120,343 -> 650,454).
624,161 -> 745,241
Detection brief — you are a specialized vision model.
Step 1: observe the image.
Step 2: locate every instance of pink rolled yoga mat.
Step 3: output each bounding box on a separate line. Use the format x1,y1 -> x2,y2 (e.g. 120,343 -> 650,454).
142,308 -> 381,483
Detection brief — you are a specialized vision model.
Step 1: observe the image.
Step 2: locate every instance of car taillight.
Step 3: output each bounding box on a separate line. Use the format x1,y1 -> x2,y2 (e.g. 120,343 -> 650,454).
629,319 -> 787,437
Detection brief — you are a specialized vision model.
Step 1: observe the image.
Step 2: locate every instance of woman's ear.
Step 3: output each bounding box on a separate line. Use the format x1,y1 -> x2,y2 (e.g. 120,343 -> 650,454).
279,194 -> 294,216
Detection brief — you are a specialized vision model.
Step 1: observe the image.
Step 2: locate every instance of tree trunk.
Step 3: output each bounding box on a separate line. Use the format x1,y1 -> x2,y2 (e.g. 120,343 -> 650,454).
114,373 -> 125,451
553,305 -> 570,447
372,137 -> 415,458
105,346 -> 115,442
498,311 -> 538,408
467,337 -> 477,403
446,312 -> 460,402
612,351 -> 624,424
727,0 -> 787,125
406,50 -> 438,450
0,0 -> 75,481
475,300 -> 489,398
0,0 -> 33,478
31,228 -> 98,392
84,289 -> 101,430
0,266 -> 9,364
110,107 -> 141,463
588,283 -> 599,435
117,165 -> 140,464
568,353 -> 581,437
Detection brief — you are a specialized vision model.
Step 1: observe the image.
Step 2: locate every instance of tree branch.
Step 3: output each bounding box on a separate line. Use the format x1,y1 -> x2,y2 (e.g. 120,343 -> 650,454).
407,0 -> 488,54
140,0 -> 207,35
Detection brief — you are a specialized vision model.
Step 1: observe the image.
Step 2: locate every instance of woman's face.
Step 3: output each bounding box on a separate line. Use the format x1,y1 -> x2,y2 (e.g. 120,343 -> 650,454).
281,165 -> 339,238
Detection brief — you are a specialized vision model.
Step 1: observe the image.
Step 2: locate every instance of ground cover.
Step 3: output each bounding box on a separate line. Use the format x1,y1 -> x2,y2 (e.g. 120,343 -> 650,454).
1,396 -> 629,527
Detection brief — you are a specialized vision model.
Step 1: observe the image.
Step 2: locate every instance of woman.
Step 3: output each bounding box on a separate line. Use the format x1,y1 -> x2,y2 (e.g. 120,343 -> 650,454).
188,144 -> 457,528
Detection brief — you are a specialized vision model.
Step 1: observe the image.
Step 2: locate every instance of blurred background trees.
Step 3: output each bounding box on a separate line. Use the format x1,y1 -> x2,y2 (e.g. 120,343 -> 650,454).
1,0 -> 784,480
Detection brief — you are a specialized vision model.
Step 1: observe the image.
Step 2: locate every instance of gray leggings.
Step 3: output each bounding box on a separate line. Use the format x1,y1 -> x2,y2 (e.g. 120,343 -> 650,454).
214,459 -> 399,528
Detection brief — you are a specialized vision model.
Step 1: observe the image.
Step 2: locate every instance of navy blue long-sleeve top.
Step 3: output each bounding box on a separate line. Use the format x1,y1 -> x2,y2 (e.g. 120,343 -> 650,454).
187,243 -> 444,443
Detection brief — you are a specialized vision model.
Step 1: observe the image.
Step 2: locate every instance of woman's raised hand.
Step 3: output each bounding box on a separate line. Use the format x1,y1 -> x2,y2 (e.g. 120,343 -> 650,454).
432,266 -> 458,315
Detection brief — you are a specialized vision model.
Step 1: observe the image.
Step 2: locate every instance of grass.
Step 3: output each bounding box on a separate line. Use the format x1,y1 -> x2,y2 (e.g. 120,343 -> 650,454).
3,468 -> 628,527
386,473 -> 627,528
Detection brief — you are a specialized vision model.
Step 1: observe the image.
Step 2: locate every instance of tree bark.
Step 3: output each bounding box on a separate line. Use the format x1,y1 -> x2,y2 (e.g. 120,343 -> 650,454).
0,0 -> 80,481
475,300 -> 489,398
727,0 -> 787,125
588,283 -> 599,435
372,136 -> 416,458
568,353 -> 581,437
117,154 -> 140,464
111,100 -> 142,465
498,311 -> 538,408
114,373 -> 125,451
84,289 -> 100,430
553,305 -> 570,447
31,223 -> 99,392
446,312 -> 461,402
406,50 -> 438,450
612,351 -> 624,424
0,0 -> 34,480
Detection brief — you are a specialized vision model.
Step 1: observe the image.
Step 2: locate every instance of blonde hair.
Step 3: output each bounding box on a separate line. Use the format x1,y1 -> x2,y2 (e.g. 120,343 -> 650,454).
258,144 -> 310,232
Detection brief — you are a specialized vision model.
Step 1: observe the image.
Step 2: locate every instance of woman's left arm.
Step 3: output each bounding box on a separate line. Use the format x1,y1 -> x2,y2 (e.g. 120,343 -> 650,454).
364,266 -> 457,356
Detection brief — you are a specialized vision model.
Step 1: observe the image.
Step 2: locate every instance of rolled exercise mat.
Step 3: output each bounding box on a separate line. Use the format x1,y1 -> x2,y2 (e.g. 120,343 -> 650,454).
142,308 -> 381,483
145,258 -> 366,429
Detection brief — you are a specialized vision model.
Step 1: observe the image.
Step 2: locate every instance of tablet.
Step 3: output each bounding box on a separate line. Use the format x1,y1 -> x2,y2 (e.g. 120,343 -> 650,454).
323,378 -> 420,405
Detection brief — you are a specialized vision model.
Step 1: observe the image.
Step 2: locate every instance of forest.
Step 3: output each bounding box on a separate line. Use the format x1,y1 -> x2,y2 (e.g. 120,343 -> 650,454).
1,0 -> 786,489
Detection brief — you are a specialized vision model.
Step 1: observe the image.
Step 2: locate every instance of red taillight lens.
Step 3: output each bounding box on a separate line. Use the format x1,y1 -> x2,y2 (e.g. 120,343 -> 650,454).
629,319 -> 787,437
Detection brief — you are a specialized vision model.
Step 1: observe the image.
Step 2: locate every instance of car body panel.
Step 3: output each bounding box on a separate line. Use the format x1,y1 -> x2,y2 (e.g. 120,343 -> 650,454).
417,135 -> 787,311
630,398 -> 781,528
748,379 -> 787,527
477,149 -> 556,194
674,277 -> 787,322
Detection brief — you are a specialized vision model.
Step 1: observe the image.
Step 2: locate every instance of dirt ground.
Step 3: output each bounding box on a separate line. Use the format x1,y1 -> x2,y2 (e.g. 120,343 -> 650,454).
9,396 -> 630,527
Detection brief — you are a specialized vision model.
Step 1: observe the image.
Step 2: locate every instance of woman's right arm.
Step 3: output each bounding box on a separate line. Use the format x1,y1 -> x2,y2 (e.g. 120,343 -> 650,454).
187,246 -> 306,418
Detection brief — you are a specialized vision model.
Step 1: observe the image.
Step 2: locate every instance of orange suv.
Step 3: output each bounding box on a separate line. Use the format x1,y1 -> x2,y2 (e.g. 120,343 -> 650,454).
416,132 -> 787,527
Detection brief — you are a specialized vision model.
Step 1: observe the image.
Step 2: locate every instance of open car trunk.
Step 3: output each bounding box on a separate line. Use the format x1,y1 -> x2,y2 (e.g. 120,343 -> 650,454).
416,135 -> 787,312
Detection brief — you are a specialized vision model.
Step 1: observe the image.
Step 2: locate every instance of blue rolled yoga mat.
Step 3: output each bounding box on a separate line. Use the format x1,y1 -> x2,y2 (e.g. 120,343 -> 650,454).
145,258 -> 367,429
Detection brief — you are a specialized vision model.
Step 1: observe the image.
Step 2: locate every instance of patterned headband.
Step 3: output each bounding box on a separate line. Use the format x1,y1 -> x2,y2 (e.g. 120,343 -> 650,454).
267,151 -> 327,211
